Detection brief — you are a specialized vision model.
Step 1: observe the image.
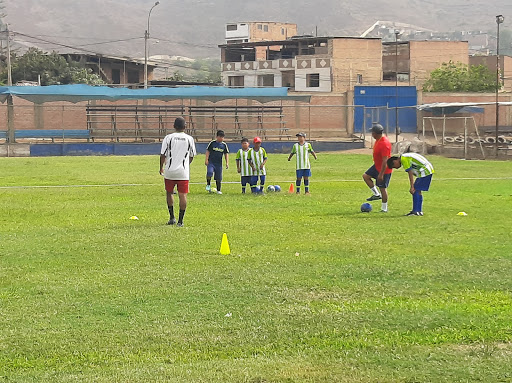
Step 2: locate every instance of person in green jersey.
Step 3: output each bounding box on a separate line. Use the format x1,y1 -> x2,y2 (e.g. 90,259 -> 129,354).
236,137 -> 252,194
248,136 -> 268,194
288,132 -> 317,194
387,153 -> 435,216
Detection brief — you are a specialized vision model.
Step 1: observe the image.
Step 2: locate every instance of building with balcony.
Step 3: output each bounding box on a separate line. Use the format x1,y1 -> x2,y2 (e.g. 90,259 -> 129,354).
219,36 -> 382,93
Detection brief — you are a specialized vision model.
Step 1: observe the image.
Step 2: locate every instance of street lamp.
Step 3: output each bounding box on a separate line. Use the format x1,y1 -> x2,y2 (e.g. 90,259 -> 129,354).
144,1 -> 160,89
495,14 -> 504,157
394,30 -> 400,143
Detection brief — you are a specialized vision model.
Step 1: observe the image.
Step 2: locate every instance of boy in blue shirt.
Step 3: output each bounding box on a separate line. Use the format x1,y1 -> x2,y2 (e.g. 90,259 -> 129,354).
205,130 -> 229,194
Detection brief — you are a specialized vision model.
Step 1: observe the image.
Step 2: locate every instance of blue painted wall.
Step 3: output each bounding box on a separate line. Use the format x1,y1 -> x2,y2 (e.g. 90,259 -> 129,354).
29,141 -> 364,157
354,86 -> 417,133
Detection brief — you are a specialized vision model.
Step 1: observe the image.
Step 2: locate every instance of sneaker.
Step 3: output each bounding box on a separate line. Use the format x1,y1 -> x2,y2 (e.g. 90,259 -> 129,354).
205,185 -> 211,192
367,195 -> 382,201
405,211 -> 422,216
417,212 -> 424,216
217,190 -> 223,195
380,209 -> 388,213
167,218 -> 176,225
177,222 -> 184,227
305,191 -> 311,195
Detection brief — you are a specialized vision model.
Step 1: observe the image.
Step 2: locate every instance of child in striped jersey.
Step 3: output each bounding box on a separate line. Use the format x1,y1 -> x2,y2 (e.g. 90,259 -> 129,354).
248,136 -> 268,193
288,132 -> 317,194
235,137 -> 252,193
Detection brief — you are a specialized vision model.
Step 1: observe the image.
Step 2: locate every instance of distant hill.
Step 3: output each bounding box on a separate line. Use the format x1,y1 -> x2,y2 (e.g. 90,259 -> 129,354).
3,0 -> 512,60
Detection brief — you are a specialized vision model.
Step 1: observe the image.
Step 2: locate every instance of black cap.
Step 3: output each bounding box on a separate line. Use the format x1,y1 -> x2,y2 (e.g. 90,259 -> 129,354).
295,132 -> 306,137
371,124 -> 384,134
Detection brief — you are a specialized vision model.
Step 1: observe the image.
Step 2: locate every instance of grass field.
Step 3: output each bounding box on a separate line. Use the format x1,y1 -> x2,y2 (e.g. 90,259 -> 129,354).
1,153 -> 511,383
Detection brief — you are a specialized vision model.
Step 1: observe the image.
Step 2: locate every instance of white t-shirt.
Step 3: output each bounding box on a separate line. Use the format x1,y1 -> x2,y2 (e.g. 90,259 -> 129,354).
160,132 -> 196,180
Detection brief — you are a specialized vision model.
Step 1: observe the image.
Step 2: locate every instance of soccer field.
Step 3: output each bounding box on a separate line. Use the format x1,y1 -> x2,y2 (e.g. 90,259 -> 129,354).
1,153 -> 511,382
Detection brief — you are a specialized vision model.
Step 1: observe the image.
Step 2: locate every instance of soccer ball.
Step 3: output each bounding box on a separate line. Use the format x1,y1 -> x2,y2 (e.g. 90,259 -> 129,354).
360,203 -> 372,213
274,185 -> 281,192
267,185 -> 276,192
211,187 -> 217,193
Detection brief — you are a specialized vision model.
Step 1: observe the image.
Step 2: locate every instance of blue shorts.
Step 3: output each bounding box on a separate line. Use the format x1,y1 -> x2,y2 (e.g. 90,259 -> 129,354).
365,164 -> 392,188
241,176 -> 252,186
296,169 -> 312,179
414,174 -> 433,191
207,163 -> 223,181
251,175 -> 266,185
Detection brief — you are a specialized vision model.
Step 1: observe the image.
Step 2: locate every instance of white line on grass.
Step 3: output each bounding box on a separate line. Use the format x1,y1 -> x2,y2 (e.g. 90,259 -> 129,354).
1,177 -> 511,190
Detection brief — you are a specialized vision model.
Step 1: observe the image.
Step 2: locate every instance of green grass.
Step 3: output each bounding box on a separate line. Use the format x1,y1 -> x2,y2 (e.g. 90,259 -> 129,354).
1,153 -> 511,382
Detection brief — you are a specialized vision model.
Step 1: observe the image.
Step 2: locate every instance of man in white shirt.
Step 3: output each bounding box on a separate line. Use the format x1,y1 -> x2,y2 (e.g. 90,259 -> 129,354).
159,117 -> 196,226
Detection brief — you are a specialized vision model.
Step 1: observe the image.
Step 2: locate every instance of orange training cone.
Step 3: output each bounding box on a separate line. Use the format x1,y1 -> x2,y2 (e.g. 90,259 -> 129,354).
220,233 -> 231,255
288,183 -> 294,193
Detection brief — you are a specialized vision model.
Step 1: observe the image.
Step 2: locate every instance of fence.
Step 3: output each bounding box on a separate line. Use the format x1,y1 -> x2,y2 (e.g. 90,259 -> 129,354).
420,108 -> 512,160
0,99 -> 363,144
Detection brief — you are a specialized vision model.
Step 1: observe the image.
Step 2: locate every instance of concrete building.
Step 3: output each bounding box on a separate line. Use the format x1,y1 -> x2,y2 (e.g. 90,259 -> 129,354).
219,36 -> 382,93
382,41 -> 469,88
469,55 -> 512,92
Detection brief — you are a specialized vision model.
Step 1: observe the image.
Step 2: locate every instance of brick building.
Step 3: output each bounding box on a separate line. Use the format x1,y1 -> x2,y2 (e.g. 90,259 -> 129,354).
469,55 -> 512,92
219,36 -> 382,93
382,41 -> 469,88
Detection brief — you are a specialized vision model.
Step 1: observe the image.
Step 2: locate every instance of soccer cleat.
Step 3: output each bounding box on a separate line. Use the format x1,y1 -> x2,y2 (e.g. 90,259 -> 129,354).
167,218 -> 176,225
380,209 -> 388,213
405,211 -> 422,216
177,222 -> 184,227
217,190 -> 223,195
367,195 -> 382,201
205,185 -> 211,192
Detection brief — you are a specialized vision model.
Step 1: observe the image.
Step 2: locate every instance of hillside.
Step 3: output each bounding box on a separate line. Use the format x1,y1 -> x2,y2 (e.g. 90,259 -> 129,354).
3,0 -> 512,59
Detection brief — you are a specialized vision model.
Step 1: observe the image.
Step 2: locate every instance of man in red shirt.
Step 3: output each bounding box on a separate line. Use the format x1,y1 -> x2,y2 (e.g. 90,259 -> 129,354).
362,124 -> 393,212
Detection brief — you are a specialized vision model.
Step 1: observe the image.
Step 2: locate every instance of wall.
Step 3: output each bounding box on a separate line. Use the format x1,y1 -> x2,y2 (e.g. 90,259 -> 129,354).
419,91 -> 512,133
409,41 -> 469,88
248,22 -> 297,42
0,94 -> 356,144
469,55 -> 512,92
330,38 -> 382,93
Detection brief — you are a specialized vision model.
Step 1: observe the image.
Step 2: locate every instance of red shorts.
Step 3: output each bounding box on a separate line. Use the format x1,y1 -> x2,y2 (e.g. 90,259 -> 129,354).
164,179 -> 189,194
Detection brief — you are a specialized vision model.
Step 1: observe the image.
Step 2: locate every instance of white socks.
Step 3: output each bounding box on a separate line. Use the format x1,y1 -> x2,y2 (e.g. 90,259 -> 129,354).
381,202 -> 388,212
371,186 -> 380,196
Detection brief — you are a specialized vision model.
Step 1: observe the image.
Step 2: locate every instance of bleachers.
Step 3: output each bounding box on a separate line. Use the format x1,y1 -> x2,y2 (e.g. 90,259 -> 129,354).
187,105 -> 290,142
86,104 -> 185,142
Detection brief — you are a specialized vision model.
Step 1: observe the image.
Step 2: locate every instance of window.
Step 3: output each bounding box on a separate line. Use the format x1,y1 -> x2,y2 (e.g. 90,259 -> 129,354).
281,28 -> 285,35
112,68 -> 121,84
257,74 -> 274,87
228,76 -> 244,88
226,24 -> 237,31
127,70 -> 139,84
257,24 -> 262,30
306,73 -> 320,88
263,25 -> 269,32
357,74 -> 363,84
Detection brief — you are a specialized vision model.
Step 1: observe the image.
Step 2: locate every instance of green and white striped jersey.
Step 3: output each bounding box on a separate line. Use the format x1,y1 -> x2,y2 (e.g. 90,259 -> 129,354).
400,153 -> 434,177
248,147 -> 267,176
291,142 -> 314,170
236,148 -> 252,177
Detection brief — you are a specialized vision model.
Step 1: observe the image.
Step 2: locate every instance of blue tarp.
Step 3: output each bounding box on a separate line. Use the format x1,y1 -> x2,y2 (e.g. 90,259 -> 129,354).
0,84 -> 310,104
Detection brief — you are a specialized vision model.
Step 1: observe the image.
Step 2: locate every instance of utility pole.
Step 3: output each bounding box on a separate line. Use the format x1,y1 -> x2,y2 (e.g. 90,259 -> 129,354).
495,15 -> 504,157
144,1 -> 160,89
6,24 -> 14,144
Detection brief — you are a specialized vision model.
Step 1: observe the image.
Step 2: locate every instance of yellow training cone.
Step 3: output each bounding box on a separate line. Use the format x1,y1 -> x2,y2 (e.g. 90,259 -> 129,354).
220,233 -> 231,255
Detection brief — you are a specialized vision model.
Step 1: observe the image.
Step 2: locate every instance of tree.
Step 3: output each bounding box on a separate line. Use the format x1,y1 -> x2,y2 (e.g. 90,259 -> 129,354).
423,61 -> 496,92
0,47 -> 103,85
